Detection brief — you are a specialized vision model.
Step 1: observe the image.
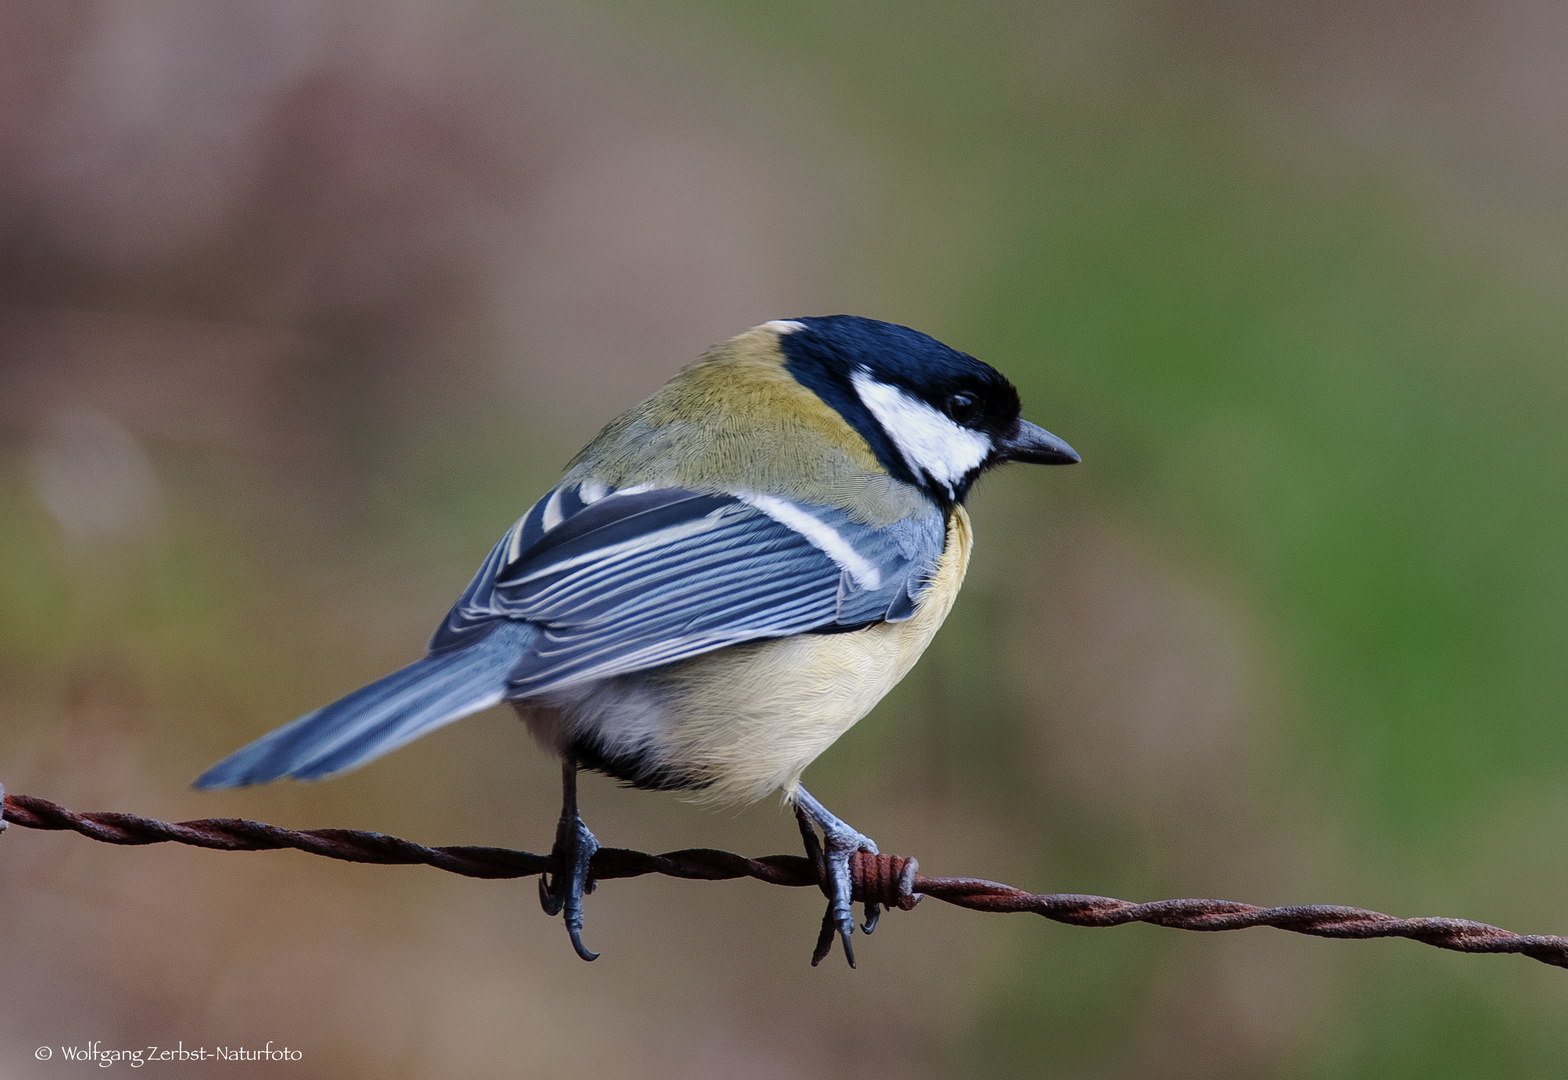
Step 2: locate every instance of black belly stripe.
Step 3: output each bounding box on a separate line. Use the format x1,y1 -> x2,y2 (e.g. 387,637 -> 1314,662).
566,732 -> 715,794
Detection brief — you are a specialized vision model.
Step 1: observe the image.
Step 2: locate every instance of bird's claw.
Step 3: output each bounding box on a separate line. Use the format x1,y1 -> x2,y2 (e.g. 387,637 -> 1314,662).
540,762 -> 601,961
539,813 -> 600,960
537,873 -> 563,917
795,791 -> 878,968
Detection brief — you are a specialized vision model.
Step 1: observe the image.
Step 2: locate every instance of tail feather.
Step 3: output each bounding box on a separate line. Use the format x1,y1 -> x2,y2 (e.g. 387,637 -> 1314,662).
194,621 -> 536,789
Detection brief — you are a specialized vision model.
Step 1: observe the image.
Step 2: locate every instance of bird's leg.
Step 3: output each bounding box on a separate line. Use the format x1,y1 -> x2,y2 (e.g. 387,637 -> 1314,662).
793,786 -> 879,968
537,756 -> 600,961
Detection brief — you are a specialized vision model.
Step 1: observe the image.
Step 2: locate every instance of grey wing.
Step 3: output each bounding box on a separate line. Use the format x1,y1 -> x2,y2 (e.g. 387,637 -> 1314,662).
428,483 -> 947,695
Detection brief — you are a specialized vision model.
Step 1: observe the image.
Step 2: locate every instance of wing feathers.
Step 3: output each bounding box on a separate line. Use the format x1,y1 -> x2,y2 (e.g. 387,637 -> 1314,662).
435,481 -> 945,697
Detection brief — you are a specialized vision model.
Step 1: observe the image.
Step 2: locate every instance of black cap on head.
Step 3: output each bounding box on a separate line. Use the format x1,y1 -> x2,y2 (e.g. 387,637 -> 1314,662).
774,315 -> 1077,505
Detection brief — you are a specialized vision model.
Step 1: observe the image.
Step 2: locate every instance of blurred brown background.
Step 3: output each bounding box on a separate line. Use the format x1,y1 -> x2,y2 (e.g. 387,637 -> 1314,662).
5,1 -> 1568,1076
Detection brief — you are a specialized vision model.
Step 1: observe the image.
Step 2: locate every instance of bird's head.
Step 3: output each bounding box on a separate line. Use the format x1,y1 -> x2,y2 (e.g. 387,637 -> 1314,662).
770,315 -> 1078,507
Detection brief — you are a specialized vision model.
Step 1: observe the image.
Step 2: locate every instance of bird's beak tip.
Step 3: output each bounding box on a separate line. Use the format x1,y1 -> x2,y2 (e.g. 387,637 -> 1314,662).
1003,420 -> 1080,466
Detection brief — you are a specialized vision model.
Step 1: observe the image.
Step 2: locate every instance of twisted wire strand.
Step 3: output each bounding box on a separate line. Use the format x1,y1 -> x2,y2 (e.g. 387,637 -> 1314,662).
5,788 -> 1565,969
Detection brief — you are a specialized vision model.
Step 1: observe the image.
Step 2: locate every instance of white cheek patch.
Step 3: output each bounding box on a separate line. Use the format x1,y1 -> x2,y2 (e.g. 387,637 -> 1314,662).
764,319 -> 806,334
850,370 -> 993,493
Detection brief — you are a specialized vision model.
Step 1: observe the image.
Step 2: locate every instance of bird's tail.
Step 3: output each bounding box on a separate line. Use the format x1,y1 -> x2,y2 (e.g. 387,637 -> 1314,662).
193,621 -> 535,789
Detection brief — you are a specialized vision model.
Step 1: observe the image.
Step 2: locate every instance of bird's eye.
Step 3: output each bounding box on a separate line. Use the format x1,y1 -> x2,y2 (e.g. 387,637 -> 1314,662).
944,391 -> 981,425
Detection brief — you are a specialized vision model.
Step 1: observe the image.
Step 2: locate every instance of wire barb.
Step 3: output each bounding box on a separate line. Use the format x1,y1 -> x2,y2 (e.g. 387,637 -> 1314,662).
4,788 -> 1566,969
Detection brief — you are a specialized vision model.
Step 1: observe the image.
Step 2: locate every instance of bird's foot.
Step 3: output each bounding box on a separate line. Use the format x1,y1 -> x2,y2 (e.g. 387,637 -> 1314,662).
538,762 -> 600,961
794,787 -> 879,968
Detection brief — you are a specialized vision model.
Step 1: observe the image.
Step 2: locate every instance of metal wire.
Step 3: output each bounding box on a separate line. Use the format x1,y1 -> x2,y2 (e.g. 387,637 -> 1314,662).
5,785 -> 1565,969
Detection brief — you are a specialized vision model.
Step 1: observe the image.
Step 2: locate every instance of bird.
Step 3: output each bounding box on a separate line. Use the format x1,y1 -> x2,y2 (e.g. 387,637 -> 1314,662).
195,315 -> 1078,965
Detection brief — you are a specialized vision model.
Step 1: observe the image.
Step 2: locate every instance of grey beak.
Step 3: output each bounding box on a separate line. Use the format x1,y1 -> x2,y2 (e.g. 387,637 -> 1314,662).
1000,419 -> 1080,465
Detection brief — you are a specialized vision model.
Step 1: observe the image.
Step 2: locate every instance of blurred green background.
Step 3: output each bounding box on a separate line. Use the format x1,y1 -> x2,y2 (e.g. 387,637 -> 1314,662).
4,1 -> 1568,1076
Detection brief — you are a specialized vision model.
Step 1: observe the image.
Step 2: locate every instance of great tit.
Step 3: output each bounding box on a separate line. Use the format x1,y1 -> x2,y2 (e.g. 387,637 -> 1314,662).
196,315 -> 1078,965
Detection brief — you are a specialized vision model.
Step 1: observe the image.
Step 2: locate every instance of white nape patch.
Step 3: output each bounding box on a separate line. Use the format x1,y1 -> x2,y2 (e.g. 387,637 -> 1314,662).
541,486 -> 566,532
850,369 -> 992,493
764,319 -> 806,334
737,492 -> 882,590
578,479 -> 608,504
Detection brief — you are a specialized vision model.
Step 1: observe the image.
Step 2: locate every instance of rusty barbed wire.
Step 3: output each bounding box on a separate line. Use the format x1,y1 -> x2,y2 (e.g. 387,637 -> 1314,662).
4,785 -> 1566,969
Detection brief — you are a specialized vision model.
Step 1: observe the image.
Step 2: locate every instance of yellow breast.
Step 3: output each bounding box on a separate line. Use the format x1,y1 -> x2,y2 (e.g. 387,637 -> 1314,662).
646,505 -> 974,806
